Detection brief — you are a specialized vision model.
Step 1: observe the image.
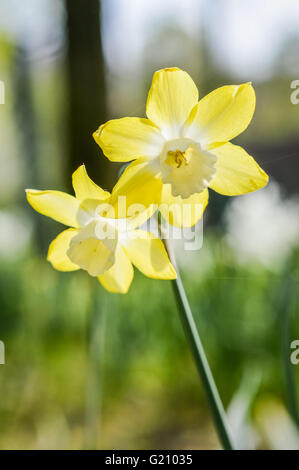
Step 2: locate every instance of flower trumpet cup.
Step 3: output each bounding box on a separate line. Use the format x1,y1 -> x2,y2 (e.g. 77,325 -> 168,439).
26,165 -> 176,293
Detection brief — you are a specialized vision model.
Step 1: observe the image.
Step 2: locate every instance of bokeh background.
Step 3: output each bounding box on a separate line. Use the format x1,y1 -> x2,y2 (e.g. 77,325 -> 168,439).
0,0 -> 299,450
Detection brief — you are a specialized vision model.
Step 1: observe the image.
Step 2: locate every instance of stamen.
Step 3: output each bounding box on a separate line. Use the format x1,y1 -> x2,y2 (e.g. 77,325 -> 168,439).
166,149 -> 188,169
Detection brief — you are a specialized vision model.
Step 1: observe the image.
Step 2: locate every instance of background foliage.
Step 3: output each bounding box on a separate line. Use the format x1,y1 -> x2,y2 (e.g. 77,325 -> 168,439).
0,0 -> 298,449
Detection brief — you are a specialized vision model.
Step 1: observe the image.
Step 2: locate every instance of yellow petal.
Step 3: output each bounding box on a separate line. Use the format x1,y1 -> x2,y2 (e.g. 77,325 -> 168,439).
110,158 -> 163,216
146,67 -> 199,139
127,205 -> 157,230
93,117 -> 164,162
184,83 -> 255,146
47,229 -> 80,272
160,185 -> 208,227
72,165 -> 110,202
123,230 -> 176,280
67,221 -> 117,276
26,189 -> 81,228
209,143 -> 269,195
98,246 -> 133,294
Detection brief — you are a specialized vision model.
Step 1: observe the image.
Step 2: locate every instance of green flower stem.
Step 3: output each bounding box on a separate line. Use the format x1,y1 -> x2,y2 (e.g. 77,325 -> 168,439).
84,280 -> 106,449
163,236 -> 235,450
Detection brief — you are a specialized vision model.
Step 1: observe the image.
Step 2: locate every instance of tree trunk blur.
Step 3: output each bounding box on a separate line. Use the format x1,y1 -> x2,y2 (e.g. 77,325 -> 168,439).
13,47 -> 46,253
65,0 -> 114,191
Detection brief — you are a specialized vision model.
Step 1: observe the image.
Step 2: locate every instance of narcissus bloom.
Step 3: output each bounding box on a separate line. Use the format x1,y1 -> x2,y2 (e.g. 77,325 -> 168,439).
26,165 -> 176,293
94,67 -> 268,227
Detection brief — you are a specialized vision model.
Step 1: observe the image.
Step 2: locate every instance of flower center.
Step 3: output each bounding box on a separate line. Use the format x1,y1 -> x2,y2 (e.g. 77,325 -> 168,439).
165,149 -> 189,169
159,138 -> 217,198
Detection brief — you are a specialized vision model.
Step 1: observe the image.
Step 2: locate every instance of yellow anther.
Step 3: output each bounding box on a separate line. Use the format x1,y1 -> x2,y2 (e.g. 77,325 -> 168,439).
165,149 -> 188,169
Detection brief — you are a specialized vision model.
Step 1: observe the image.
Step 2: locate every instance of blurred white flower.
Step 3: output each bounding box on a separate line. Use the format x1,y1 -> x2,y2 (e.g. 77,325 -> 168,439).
0,209 -> 32,259
225,181 -> 299,268
255,398 -> 299,450
227,370 -> 262,450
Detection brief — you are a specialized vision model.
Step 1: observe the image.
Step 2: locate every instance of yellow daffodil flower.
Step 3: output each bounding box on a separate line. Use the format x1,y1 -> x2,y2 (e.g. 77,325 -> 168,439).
26,165 -> 176,294
93,67 -> 268,227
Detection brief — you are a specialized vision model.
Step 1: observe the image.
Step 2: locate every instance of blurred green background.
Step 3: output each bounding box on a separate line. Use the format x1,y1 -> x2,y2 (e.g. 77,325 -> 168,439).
0,0 -> 299,450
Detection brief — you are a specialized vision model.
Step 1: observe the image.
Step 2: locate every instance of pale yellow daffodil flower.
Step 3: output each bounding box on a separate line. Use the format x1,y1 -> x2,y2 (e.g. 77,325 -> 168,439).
94,67 -> 268,227
26,165 -> 176,294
